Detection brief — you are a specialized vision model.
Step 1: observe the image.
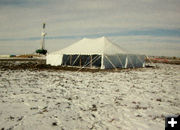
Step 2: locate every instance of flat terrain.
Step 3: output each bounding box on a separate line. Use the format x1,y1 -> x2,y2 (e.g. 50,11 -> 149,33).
0,63 -> 179,130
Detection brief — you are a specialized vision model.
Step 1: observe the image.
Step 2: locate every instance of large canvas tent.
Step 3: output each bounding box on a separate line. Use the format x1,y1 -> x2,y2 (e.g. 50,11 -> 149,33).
46,37 -> 145,69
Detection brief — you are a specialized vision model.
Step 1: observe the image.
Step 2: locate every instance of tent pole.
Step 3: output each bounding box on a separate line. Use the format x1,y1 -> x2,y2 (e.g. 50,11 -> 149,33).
101,54 -> 104,69
136,55 -> 145,67
72,55 -> 80,66
70,55 -> 72,65
90,55 -> 92,68
125,56 -> 128,68
80,55 -> 81,67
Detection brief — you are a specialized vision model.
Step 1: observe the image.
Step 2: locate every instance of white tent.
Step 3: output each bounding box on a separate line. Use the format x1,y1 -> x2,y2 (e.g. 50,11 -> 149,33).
46,37 -> 145,69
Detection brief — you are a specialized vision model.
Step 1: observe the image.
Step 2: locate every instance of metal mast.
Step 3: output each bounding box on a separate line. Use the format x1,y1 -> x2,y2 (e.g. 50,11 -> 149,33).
41,23 -> 47,50
35,23 -> 48,55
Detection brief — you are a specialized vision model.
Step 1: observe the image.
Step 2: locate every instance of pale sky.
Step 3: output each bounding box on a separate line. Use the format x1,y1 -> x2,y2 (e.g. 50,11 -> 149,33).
0,0 -> 180,56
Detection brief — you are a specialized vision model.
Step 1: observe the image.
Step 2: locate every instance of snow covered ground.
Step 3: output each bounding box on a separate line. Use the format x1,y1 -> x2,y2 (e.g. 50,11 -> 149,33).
0,63 -> 179,130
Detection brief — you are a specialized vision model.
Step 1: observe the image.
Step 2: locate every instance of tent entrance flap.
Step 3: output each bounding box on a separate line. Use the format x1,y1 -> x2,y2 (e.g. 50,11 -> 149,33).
62,54 -> 101,68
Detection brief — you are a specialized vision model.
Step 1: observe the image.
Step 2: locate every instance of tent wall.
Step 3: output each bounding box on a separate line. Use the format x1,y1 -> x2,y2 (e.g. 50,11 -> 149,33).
62,54 -> 101,68
46,54 -> 63,66
92,55 -> 101,67
62,55 -> 80,66
103,54 -> 127,69
103,54 -> 145,69
46,53 -> 145,69
126,55 -> 145,68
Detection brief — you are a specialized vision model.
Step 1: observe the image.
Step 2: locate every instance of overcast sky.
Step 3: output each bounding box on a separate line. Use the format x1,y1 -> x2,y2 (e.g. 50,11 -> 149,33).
0,0 -> 180,56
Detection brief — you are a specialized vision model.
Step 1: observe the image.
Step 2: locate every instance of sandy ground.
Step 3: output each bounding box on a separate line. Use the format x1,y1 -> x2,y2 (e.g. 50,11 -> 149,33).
0,63 -> 179,130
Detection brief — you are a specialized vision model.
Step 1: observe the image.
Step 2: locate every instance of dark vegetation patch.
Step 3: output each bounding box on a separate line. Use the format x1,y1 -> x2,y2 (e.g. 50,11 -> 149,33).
0,58 -> 157,72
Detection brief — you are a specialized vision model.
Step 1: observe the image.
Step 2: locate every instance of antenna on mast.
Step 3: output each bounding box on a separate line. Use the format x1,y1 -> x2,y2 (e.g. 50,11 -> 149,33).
43,22 -> 45,29
36,23 -> 47,55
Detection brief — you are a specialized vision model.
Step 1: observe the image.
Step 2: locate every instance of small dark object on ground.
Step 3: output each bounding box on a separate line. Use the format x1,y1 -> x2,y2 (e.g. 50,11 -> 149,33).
90,104 -> 97,111
52,122 -> 58,126
156,98 -> 162,102
9,116 -> 15,120
17,116 -> 23,121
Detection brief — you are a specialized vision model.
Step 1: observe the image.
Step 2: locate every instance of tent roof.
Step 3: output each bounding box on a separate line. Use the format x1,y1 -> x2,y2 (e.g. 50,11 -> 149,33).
51,36 -> 126,55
